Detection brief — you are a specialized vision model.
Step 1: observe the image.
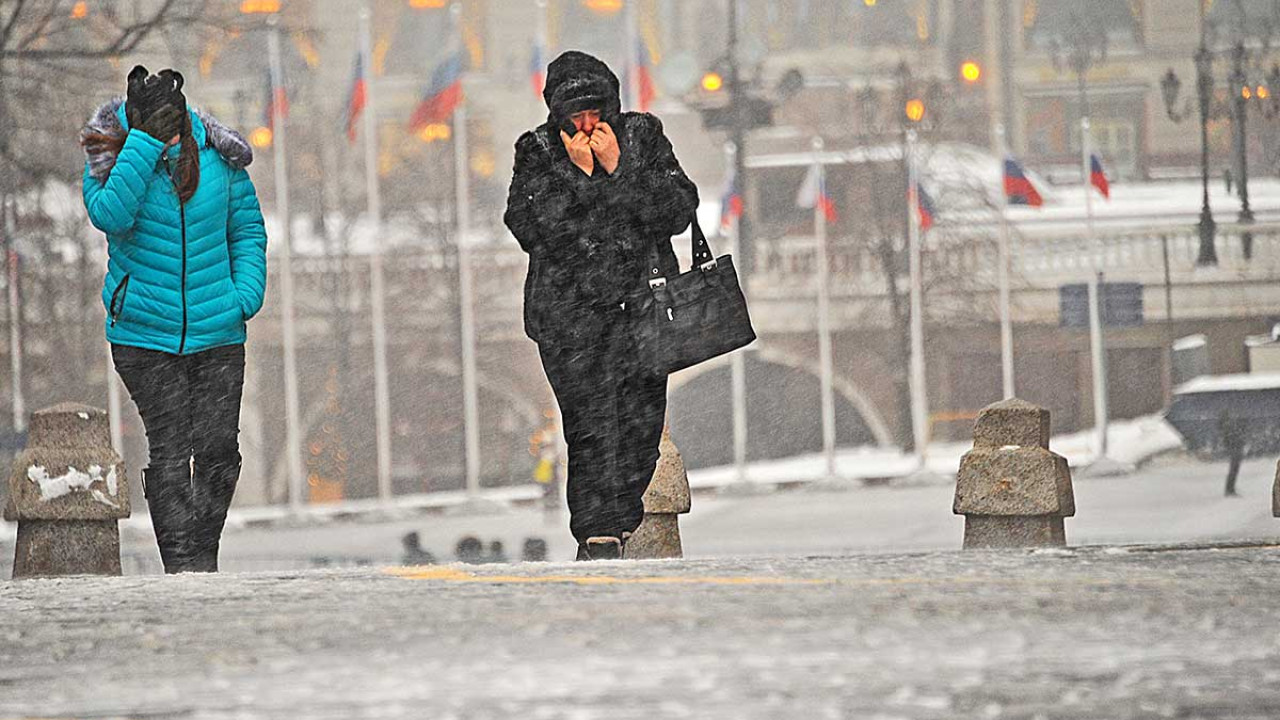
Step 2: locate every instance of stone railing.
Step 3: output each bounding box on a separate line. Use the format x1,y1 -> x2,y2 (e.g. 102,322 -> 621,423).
746,221 -> 1280,298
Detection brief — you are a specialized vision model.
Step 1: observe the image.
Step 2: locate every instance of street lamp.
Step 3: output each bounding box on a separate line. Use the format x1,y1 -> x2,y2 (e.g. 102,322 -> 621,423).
1160,44 -> 1218,266
904,98 -> 925,124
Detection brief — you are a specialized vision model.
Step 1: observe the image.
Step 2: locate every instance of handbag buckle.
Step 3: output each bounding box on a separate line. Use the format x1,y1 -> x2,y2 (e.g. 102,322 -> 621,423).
649,277 -> 667,289
699,259 -> 718,272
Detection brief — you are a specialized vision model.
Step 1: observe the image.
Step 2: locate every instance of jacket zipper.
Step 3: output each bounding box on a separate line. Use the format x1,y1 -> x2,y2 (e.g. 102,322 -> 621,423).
108,274 -> 131,327
165,157 -> 189,354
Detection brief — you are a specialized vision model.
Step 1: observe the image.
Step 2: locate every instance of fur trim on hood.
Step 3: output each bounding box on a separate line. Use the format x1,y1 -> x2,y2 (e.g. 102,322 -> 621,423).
81,97 -> 253,182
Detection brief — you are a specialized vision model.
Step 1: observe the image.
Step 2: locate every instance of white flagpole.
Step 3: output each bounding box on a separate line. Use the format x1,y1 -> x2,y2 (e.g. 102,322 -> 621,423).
906,129 -> 929,461
1082,117 -> 1109,460
811,137 -> 837,478
727,142 -> 748,484
536,0 -> 550,83
360,5 -> 394,504
106,346 -> 123,455
454,1 -> 482,499
624,0 -> 639,110
267,15 -> 305,512
995,123 -> 1015,399
3,200 -> 25,434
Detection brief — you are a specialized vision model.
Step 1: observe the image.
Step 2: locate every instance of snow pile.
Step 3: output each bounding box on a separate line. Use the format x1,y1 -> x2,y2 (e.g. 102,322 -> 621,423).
26,464 -> 121,507
687,414 -> 1185,490
1173,372 -> 1280,395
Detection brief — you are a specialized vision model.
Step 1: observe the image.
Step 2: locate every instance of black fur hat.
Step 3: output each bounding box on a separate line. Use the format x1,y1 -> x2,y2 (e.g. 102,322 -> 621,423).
543,51 -> 622,129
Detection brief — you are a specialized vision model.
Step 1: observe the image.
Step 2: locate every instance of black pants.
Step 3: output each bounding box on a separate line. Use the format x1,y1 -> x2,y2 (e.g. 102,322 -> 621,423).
1225,451 -> 1243,496
538,309 -> 667,544
112,343 -> 245,570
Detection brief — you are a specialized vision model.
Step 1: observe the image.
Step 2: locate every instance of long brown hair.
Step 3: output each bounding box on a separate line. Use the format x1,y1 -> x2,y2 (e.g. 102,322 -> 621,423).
81,112 -> 200,204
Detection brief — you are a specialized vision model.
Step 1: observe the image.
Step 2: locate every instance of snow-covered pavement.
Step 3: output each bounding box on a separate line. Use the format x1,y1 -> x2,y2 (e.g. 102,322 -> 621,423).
4,544 -> 1280,719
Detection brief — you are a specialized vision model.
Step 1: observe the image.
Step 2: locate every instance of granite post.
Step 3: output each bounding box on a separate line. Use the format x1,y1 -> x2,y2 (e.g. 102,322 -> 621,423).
627,427 -> 691,559
953,398 -> 1075,549
1272,460 -> 1280,518
4,403 -> 131,578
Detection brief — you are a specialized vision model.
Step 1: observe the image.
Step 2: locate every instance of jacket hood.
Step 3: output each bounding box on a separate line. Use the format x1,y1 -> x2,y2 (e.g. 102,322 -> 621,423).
542,51 -> 621,128
81,97 -> 253,182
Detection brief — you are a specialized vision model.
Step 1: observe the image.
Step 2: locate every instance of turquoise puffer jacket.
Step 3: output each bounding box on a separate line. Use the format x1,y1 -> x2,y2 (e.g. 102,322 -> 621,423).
82,99 -> 267,355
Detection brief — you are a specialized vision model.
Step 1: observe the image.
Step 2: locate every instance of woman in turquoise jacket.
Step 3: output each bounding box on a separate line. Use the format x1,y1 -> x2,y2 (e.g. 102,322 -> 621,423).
81,66 -> 267,574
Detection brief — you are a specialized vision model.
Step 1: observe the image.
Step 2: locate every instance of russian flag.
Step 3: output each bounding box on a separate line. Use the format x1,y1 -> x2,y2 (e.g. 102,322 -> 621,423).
719,165 -> 742,232
912,182 -> 937,231
797,163 -> 837,224
1003,157 -> 1043,207
264,69 -> 288,130
343,53 -> 366,144
409,51 -> 465,131
1090,153 -> 1110,200
530,42 -> 545,98
635,38 -> 656,112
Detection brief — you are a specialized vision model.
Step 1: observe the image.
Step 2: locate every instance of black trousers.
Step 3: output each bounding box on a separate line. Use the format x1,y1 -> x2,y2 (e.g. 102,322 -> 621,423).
112,343 -> 245,569
538,308 -> 667,544
1224,451 -> 1243,496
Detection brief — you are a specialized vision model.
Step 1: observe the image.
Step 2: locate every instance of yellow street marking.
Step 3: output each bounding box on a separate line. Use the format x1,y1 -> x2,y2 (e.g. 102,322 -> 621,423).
383,566 -> 828,586
383,566 -> 1174,589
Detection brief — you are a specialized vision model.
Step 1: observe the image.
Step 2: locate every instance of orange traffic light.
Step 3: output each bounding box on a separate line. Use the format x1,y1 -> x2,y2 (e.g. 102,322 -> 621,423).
249,127 -> 274,148
702,72 -> 724,92
905,99 -> 925,123
961,61 -> 982,84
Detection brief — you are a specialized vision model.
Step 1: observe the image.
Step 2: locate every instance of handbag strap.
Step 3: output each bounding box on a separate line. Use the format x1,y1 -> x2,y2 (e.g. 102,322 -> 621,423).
648,213 -> 718,288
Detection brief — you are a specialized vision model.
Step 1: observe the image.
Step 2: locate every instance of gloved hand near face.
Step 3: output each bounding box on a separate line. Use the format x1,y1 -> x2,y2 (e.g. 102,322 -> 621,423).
125,65 -> 187,144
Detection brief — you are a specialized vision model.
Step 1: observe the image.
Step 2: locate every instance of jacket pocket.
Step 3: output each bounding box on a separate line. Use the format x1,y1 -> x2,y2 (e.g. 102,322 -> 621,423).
108,274 -> 131,327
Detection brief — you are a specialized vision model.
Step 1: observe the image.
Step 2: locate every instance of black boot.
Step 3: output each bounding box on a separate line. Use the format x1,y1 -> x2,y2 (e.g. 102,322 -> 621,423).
577,535 -> 624,561
190,458 -> 241,573
142,467 -> 201,574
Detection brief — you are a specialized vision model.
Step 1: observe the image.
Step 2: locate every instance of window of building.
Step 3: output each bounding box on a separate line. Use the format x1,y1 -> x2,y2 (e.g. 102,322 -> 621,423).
1023,0 -> 1142,51
738,0 -> 937,54
1024,92 -> 1144,174
385,8 -> 453,77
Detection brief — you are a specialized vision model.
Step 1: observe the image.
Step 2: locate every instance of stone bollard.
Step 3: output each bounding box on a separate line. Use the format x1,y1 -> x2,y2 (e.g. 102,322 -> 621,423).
1273,460 -> 1280,518
4,403 -> 130,578
626,428 -> 691,559
952,398 -> 1075,549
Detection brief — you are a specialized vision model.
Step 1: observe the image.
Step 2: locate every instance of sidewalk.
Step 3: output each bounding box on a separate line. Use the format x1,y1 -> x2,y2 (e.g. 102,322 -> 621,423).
4,543 -> 1280,719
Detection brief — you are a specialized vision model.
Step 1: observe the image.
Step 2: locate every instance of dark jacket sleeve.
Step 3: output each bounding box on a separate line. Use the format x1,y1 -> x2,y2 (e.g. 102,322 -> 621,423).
504,130 -> 598,257
607,114 -> 699,239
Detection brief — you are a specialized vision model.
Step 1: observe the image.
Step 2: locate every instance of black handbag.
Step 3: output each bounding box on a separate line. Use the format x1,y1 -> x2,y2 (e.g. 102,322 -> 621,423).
630,214 -> 756,375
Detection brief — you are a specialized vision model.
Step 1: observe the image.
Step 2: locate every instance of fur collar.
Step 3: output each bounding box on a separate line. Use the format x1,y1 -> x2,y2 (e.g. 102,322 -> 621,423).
82,97 -> 253,181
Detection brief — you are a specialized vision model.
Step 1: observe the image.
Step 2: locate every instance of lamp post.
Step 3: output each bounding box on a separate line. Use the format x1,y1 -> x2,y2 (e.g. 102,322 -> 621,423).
1228,41 -> 1254,230
1162,0 -> 1280,266
1161,41 -> 1219,266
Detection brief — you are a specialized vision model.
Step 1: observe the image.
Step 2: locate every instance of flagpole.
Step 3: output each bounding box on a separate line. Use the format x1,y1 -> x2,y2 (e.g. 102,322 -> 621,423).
268,15 -> 305,513
359,5 -> 395,504
536,0 -> 551,57
995,123 -> 1015,399
453,1 -> 482,499
906,129 -> 929,462
624,0 -> 639,111
106,345 -> 123,455
1082,116 -> 1109,460
811,137 -> 837,478
3,199 -> 25,435
727,142 -> 748,484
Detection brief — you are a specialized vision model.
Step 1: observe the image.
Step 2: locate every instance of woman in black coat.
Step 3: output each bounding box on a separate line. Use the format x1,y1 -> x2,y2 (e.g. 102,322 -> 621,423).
504,51 -> 698,560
